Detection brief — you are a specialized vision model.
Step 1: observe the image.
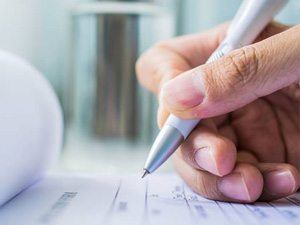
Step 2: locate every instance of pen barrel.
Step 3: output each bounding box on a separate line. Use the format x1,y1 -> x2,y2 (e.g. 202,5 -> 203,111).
224,0 -> 288,49
165,115 -> 199,139
145,124 -> 184,173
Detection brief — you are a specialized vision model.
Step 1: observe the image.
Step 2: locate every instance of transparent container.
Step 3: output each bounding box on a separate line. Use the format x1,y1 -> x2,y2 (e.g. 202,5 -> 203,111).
65,2 -> 175,149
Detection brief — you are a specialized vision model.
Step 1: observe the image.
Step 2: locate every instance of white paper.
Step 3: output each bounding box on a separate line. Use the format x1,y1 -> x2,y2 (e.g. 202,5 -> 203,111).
0,173 -> 299,225
0,50 -> 63,206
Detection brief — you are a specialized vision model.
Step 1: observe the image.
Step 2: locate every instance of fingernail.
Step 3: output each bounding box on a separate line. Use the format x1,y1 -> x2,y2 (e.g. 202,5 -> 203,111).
218,173 -> 251,201
195,148 -> 220,175
162,72 -> 205,109
264,170 -> 296,195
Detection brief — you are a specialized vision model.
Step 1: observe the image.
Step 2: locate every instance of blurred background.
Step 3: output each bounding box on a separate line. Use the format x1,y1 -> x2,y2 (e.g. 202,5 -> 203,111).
0,0 -> 299,174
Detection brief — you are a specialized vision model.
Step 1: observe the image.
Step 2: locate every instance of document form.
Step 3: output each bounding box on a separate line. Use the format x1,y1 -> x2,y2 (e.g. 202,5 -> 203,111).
0,173 -> 299,225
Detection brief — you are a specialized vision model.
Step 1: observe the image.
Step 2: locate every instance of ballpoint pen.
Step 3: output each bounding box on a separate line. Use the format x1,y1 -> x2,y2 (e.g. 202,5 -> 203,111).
142,0 -> 288,178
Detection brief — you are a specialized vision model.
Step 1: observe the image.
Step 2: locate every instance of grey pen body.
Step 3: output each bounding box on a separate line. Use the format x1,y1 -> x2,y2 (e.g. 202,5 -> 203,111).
143,125 -> 184,174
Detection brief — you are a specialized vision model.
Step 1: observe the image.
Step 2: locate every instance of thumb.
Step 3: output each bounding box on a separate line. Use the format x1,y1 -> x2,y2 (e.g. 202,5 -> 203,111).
161,25 -> 300,119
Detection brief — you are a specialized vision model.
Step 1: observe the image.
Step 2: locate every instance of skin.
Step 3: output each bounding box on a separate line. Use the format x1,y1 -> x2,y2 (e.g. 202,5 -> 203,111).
136,22 -> 300,203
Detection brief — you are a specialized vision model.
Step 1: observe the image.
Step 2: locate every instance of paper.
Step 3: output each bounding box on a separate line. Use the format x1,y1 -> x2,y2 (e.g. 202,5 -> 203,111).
0,173 -> 299,225
0,50 -> 62,206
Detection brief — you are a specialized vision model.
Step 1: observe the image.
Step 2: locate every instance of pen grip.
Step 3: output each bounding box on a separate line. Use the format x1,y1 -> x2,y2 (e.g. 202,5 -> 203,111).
164,45 -> 228,139
165,115 -> 199,139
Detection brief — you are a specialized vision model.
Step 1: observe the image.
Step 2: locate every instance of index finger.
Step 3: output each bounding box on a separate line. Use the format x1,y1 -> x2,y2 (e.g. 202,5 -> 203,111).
135,23 -> 228,93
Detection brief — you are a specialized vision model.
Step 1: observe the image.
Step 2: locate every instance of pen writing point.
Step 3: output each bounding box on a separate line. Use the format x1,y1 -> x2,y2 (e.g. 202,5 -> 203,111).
141,169 -> 149,179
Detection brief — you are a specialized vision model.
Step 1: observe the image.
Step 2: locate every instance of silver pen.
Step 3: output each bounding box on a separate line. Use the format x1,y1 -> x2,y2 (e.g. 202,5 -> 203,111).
142,0 -> 287,178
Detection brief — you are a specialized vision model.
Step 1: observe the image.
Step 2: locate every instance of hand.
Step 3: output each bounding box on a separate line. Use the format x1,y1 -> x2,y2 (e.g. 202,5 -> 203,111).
136,22 -> 300,202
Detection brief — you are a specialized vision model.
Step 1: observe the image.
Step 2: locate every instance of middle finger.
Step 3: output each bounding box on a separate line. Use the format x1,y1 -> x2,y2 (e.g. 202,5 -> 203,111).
180,119 -> 237,177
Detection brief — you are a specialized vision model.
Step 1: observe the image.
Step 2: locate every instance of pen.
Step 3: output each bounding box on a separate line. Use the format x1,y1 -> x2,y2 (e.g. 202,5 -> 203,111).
142,0 -> 288,178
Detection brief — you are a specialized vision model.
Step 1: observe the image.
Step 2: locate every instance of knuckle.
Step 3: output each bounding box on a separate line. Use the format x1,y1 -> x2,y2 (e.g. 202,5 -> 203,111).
245,104 -> 263,120
154,40 -> 170,49
135,43 -> 168,92
224,46 -> 259,89
201,65 -> 221,101
135,54 -> 149,88
136,42 -> 181,93
201,46 -> 260,101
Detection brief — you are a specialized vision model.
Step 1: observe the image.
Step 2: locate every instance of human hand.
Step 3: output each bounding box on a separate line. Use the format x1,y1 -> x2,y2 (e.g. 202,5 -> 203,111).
136,22 -> 300,202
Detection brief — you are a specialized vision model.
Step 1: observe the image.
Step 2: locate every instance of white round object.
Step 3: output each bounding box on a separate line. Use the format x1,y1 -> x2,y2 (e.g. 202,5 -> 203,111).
0,50 -> 63,205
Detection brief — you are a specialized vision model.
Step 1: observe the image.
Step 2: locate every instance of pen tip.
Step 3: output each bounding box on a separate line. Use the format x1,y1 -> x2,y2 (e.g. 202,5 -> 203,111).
141,169 -> 149,179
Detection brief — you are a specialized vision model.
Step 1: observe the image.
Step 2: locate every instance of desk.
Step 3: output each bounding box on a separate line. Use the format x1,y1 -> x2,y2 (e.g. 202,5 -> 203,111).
56,130 -> 173,174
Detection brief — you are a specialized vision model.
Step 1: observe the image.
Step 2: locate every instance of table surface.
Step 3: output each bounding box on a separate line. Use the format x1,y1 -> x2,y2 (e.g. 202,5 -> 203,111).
55,131 -> 173,175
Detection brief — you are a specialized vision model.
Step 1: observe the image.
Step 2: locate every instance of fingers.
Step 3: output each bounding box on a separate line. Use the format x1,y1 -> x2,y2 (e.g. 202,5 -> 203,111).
157,94 -> 170,128
161,24 -> 300,119
136,21 -> 287,95
136,23 -> 228,94
236,151 -> 300,200
136,46 -> 190,94
174,153 -> 263,203
176,146 -> 300,202
180,121 -> 236,176
257,163 -> 300,201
